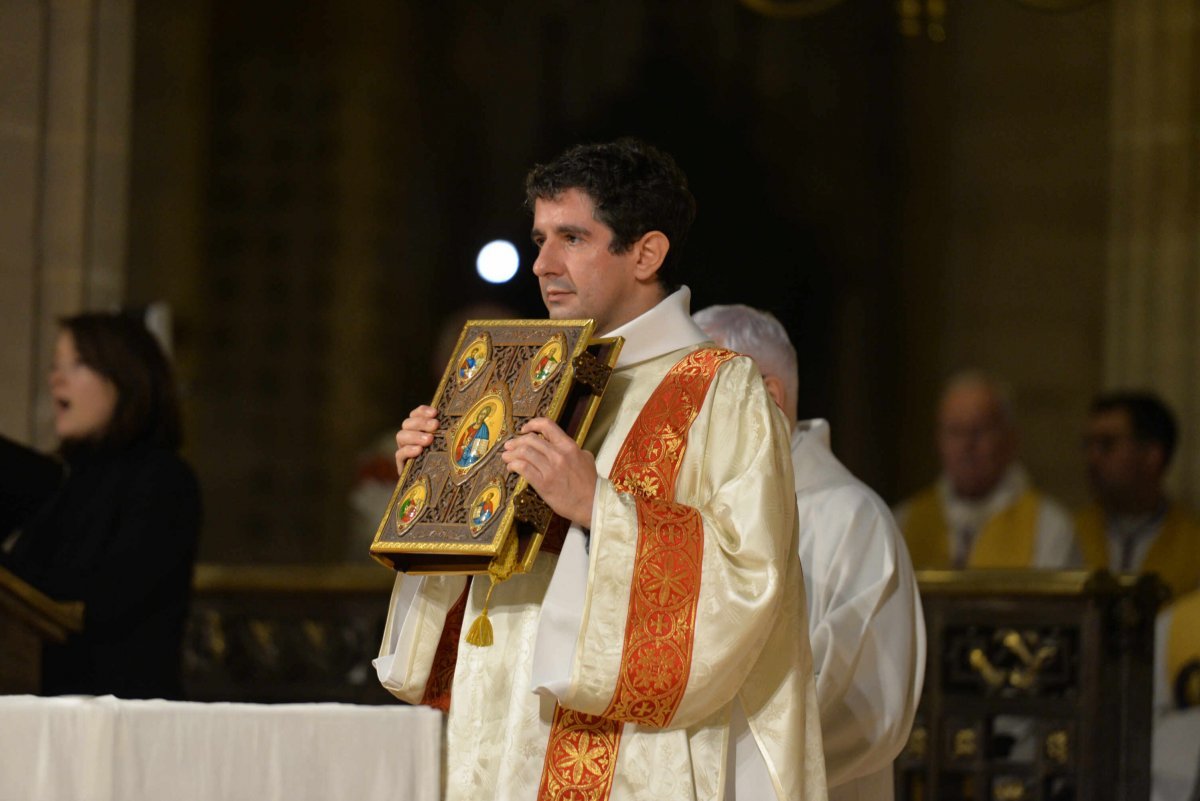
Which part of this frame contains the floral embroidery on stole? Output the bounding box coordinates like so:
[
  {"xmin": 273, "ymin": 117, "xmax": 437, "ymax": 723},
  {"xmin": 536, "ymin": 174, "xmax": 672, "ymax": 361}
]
[
  {"xmin": 419, "ymin": 585, "xmax": 469, "ymax": 711},
  {"xmin": 537, "ymin": 347, "xmax": 737, "ymax": 801}
]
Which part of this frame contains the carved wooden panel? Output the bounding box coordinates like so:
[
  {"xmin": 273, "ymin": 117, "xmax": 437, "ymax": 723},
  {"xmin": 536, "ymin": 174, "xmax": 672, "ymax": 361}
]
[
  {"xmin": 896, "ymin": 570, "xmax": 1164, "ymax": 801},
  {"xmin": 183, "ymin": 564, "xmax": 395, "ymax": 705}
]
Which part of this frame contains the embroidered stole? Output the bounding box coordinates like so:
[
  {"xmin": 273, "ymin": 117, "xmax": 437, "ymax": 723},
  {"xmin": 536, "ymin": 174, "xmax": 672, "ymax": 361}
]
[
  {"xmin": 1075, "ymin": 503, "xmax": 1200, "ymax": 598},
  {"xmin": 419, "ymin": 585, "xmax": 469, "ymax": 711},
  {"xmin": 1072, "ymin": 505, "xmax": 1108, "ymax": 571},
  {"xmin": 536, "ymin": 347, "xmax": 737, "ymax": 801},
  {"xmin": 902, "ymin": 484, "xmax": 1041, "ymax": 568},
  {"xmin": 969, "ymin": 491, "xmax": 1041, "ymax": 567}
]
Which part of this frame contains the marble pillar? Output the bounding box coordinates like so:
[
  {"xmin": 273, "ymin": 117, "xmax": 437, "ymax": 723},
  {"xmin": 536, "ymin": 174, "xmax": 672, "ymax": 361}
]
[
  {"xmin": 1106, "ymin": 0, "xmax": 1200, "ymax": 508},
  {"xmin": 0, "ymin": 0, "xmax": 132, "ymax": 447}
]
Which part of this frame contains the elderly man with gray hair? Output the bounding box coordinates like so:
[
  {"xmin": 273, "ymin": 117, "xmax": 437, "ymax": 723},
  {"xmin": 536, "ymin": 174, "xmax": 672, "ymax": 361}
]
[
  {"xmin": 693, "ymin": 303, "xmax": 925, "ymax": 801},
  {"xmin": 893, "ymin": 370, "xmax": 1078, "ymax": 570}
]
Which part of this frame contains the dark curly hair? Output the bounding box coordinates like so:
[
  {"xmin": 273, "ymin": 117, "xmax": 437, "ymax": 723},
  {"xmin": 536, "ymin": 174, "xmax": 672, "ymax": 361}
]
[
  {"xmin": 59, "ymin": 311, "xmax": 184, "ymax": 452},
  {"xmin": 1090, "ymin": 391, "xmax": 1178, "ymax": 468},
  {"xmin": 524, "ymin": 138, "xmax": 696, "ymax": 291}
]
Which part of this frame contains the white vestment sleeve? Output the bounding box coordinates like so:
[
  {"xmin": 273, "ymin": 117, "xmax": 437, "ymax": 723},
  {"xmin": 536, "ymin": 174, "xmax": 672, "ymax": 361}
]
[
  {"xmin": 1032, "ymin": 496, "xmax": 1082, "ymax": 569},
  {"xmin": 801, "ymin": 482, "xmax": 925, "ymax": 789},
  {"xmin": 724, "ymin": 698, "xmax": 778, "ymax": 800},
  {"xmin": 1154, "ymin": 606, "xmax": 1172, "ymax": 714},
  {"xmin": 374, "ymin": 573, "xmax": 466, "ymax": 703},
  {"xmin": 531, "ymin": 524, "xmax": 590, "ymax": 698},
  {"xmin": 376, "ymin": 573, "xmax": 420, "ymax": 662},
  {"xmin": 1151, "ymin": 601, "xmax": 1200, "ymax": 801}
]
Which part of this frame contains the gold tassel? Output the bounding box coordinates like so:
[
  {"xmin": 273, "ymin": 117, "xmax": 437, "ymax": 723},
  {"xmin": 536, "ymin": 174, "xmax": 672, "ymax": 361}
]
[
  {"xmin": 465, "ymin": 576, "xmax": 497, "ymax": 647},
  {"xmin": 465, "ymin": 534, "xmax": 519, "ymax": 647}
]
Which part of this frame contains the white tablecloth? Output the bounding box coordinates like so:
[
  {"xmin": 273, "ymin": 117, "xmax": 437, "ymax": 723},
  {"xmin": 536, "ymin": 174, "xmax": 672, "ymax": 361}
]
[{"xmin": 0, "ymin": 695, "xmax": 442, "ymax": 801}]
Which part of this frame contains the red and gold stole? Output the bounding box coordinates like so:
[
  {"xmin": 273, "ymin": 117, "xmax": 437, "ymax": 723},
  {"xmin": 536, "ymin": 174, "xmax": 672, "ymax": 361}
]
[
  {"xmin": 419, "ymin": 585, "xmax": 470, "ymax": 711},
  {"xmin": 537, "ymin": 347, "xmax": 737, "ymax": 801}
]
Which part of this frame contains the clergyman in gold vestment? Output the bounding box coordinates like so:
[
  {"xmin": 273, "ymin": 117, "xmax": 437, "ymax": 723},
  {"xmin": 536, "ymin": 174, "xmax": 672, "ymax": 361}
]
[
  {"xmin": 1077, "ymin": 391, "xmax": 1200, "ymax": 599},
  {"xmin": 894, "ymin": 370, "xmax": 1077, "ymax": 570},
  {"xmin": 376, "ymin": 139, "xmax": 827, "ymax": 801}
]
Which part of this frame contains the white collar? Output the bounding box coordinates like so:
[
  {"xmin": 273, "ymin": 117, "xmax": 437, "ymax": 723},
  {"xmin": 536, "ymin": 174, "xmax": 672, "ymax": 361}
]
[
  {"xmin": 791, "ymin": 418, "xmax": 832, "ymax": 452},
  {"xmin": 938, "ymin": 462, "xmax": 1030, "ymax": 523},
  {"xmin": 790, "ymin": 418, "xmax": 859, "ymax": 492},
  {"xmin": 603, "ymin": 286, "xmax": 709, "ymax": 369}
]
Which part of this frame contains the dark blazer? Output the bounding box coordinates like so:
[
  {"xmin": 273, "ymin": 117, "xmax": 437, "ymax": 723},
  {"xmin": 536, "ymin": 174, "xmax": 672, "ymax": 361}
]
[
  {"xmin": 0, "ymin": 436, "xmax": 201, "ymax": 699},
  {"xmin": 0, "ymin": 434, "xmax": 64, "ymax": 535}
]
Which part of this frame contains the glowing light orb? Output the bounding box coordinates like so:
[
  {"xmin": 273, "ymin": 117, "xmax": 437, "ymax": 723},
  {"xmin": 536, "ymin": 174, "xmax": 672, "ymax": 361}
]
[{"xmin": 476, "ymin": 240, "xmax": 519, "ymax": 284}]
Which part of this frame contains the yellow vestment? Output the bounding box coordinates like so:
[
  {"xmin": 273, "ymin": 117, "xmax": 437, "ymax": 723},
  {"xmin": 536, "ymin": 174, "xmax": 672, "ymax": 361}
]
[
  {"xmin": 1075, "ymin": 503, "xmax": 1200, "ymax": 599},
  {"xmin": 900, "ymin": 484, "xmax": 1043, "ymax": 569}
]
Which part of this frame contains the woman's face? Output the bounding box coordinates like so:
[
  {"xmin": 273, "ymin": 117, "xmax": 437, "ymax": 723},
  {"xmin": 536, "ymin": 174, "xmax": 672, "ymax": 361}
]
[{"xmin": 49, "ymin": 330, "xmax": 118, "ymax": 442}]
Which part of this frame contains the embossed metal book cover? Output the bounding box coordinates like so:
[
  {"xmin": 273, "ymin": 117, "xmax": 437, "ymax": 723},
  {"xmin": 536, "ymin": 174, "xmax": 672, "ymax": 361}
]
[{"xmin": 370, "ymin": 319, "xmax": 622, "ymax": 575}]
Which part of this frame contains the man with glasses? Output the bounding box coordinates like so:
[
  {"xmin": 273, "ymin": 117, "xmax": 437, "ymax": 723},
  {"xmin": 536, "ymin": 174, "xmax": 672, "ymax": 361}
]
[
  {"xmin": 1077, "ymin": 391, "xmax": 1200, "ymax": 598},
  {"xmin": 893, "ymin": 370, "xmax": 1077, "ymax": 570}
]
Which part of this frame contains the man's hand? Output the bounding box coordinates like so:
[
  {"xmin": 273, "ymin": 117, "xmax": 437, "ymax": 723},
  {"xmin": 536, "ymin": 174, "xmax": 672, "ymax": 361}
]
[
  {"xmin": 394, "ymin": 405, "xmax": 439, "ymax": 476},
  {"xmin": 501, "ymin": 417, "xmax": 597, "ymax": 527}
]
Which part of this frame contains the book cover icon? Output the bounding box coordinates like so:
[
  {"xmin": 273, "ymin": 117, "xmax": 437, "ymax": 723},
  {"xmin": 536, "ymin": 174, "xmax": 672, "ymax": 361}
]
[{"xmin": 370, "ymin": 319, "xmax": 621, "ymax": 576}]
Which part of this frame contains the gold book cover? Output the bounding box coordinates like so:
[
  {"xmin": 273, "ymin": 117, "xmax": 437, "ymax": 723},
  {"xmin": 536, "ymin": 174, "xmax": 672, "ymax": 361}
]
[{"xmin": 369, "ymin": 319, "xmax": 622, "ymax": 575}]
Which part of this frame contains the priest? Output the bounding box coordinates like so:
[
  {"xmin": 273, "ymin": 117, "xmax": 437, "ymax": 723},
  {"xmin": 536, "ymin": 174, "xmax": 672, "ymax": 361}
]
[
  {"xmin": 693, "ymin": 303, "xmax": 925, "ymax": 801},
  {"xmin": 894, "ymin": 371, "xmax": 1077, "ymax": 569},
  {"xmin": 375, "ymin": 138, "xmax": 827, "ymax": 800},
  {"xmin": 1077, "ymin": 391, "xmax": 1200, "ymax": 598}
]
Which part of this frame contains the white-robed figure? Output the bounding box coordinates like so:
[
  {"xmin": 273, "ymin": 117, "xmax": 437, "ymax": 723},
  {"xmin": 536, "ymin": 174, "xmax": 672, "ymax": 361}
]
[
  {"xmin": 377, "ymin": 139, "xmax": 827, "ymax": 801},
  {"xmin": 1151, "ymin": 589, "xmax": 1200, "ymax": 801},
  {"xmin": 693, "ymin": 304, "xmax": 926, "ymax": 801}
]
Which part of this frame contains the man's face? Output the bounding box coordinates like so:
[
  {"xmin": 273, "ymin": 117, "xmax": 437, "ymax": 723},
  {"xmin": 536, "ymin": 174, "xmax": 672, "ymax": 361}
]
[
  {"xmin": 531, "ymin": 188, "xmax": 644, "ymax": 335},
  {"xmin": 1084, "ymin": 408, "xmax": 1161, "ymax": 507},
  {"xmin": 936, "ymin": 384, "xmax": 1016, "ymax": 499}
]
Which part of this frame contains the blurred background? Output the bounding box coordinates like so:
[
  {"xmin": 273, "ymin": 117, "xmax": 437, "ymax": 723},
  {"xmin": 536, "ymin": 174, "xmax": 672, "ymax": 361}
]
[{"xmin": 2, "ymin": 0, "xmax": 1196, "ymax": 566}]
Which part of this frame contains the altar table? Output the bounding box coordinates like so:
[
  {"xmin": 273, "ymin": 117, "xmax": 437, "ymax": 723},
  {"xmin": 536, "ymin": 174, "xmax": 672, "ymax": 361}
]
[{"xmin": 0, "ymin": 694, "xmax": 442, "ymax": 801}]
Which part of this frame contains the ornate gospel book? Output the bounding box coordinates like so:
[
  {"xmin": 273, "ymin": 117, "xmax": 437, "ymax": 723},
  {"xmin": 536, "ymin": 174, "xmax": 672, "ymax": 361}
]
[{"xmin": 370, "ymin": 320, "xmax": 622, "ymax": 576}]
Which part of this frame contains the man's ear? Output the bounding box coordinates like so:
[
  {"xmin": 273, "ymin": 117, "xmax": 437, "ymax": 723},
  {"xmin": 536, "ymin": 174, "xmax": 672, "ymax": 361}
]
[
  {"xmin": 1143, "ymin": 441, "xmax": 1168, "ymax": 478},
  {"xmin": 761, "ymin": 374, "xmax": 787, "ymax": 416},
  {"xmin": 632, "ymin": 231, "xmax": 670, "ymax": 282}
]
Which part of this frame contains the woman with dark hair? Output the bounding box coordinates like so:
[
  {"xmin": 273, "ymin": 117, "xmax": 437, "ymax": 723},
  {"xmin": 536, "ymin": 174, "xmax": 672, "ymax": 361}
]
[{"xmin": 0, "ymin": 311, "xmax": 201, "ymax": 699}]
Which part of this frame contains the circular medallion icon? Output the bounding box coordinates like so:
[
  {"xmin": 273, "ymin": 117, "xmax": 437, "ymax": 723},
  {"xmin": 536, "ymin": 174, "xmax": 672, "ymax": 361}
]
[
  {"xmin": 530, "ymin": 335, "xmax": 565, "ymax": 390},
  {"xmin": 468, "ymin": 480, "xmax": 504, "ymax": 538},
  {"xmin": 451, "ymin": 394, "xmax": 507, "ymax": 474},
  {"xmin": 394, "ymin": 478, "xmax": 430, "ymax": 535},
  {"xmin": 456, "ymin": 334, "xmax": 490, "ymax": 390}
]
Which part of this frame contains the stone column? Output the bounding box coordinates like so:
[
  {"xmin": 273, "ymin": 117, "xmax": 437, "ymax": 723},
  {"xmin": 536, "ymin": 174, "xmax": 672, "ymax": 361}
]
[
  {"xmin": 1106, "ymin": 0, "xmax": 1200, "ymax": 507},
  {"xmin": 0, "ymin": 0, "xmax": 133, "ymax": 447}
]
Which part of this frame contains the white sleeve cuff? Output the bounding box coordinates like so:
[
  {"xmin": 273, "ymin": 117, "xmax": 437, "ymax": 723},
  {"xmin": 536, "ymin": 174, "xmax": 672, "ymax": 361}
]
[
  {"xmin": 372, "ymin": 573, "xmax": 423, "ymax": 690},
  {"xmin": 530, "ymin": 524, "xmax": 590, "ymax": 699}
]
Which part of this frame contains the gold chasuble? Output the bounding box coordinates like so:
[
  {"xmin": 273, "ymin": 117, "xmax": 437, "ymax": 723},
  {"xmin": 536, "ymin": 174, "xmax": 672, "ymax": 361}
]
[
  {"xmin": 1074, "ymin": 503, "xmax": 1200, "ymax": 599},
  {"xmin": 538, "ymin": 348, "xmax": 734, "ymax": 799},
  {"xmin": 375, "ymin": 289, "xmax": 826, "ymax": 801},
  {"xmin": 1166, "ymin": 589, "xmax": 1200, "ymax": 710},
  {"xmin": 901, "ymin": 485, "xmax": 1041, "ymax": 569}
]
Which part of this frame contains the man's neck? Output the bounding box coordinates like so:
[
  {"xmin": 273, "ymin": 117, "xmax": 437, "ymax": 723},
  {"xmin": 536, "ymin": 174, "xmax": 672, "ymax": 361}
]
[
  {"xmin": 1103, "ymin": 489, "xmax": 1167, "ymax": 519},
  {"xmin": 605, "ymin": 286, "xmax": 707, "ymax": 368},
  {"xmin": 941, "ymin": 463, "xmax": 1026, "ymax": 511},
  {"xmin": 598, "ymin": 286, "xmax": 668, "ymax": 338}
]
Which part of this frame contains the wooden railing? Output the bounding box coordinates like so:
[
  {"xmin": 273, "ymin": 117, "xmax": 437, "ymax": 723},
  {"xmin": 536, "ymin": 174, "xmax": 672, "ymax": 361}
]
[
  {"xmin": 184, "ymin": 563, "xmax": 396, "ymax": 704},
  {"xmin": 896, "ymin": 569, "xmax": 1165, "ymax": 801}
]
